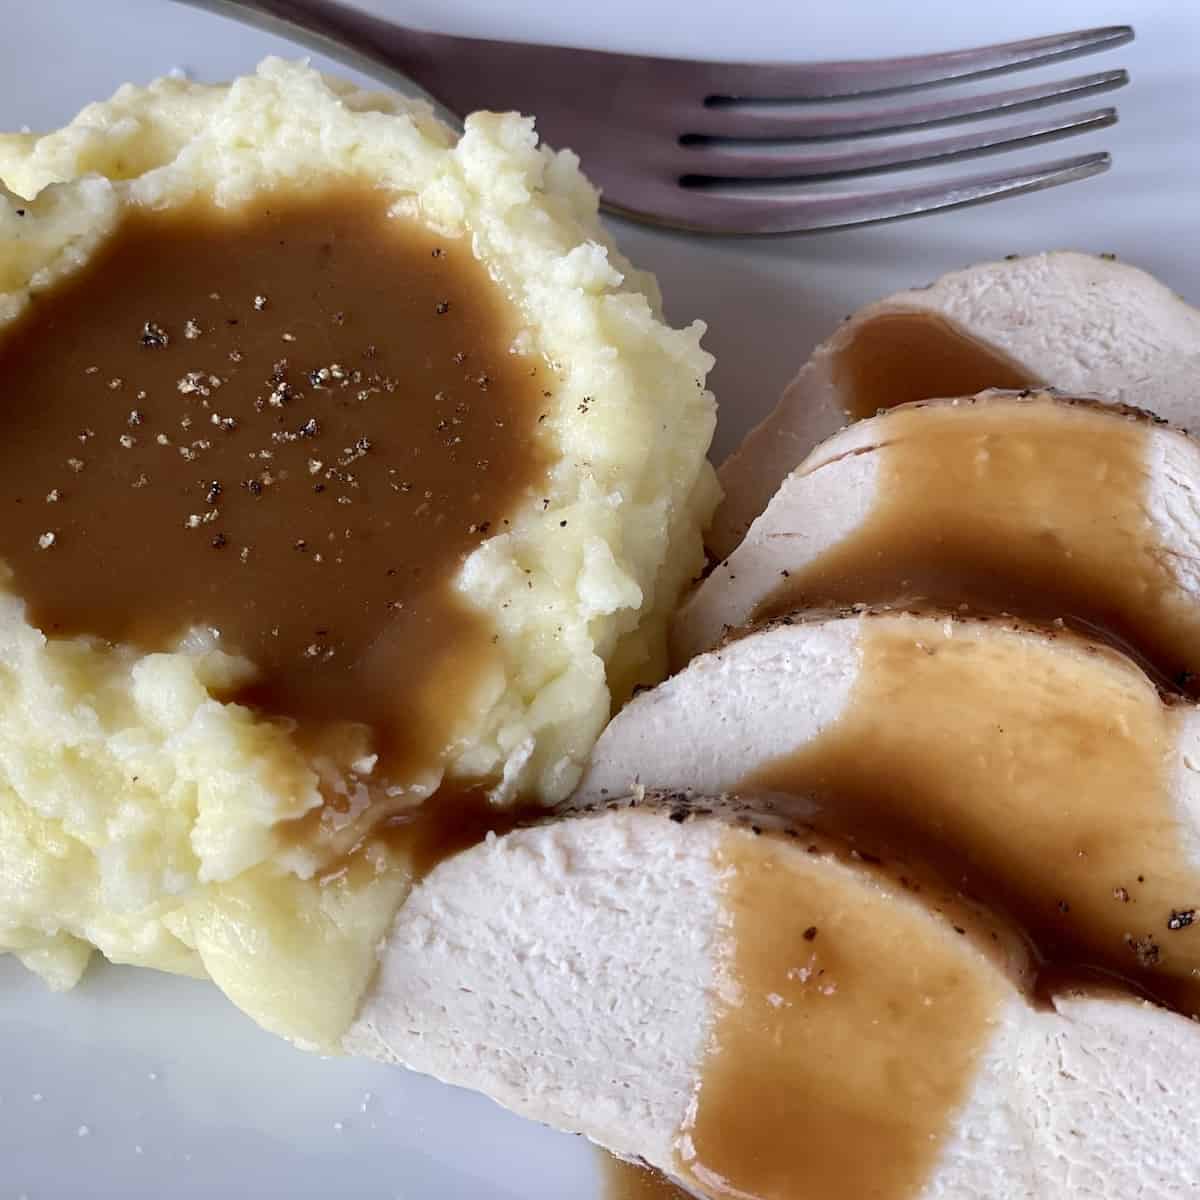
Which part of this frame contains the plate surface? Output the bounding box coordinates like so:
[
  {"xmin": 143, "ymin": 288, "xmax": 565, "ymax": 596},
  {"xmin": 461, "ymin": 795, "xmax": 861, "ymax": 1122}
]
[{"xmin": 2, "ymin": 0, "xmax": 1198, "ymax": 1196}]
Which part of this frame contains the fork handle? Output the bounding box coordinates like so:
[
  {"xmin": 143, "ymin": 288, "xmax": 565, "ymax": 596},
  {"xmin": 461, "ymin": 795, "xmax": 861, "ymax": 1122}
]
[{"xmin": 175, "ymin": 0, "xmax": 445, "ymax": 97}]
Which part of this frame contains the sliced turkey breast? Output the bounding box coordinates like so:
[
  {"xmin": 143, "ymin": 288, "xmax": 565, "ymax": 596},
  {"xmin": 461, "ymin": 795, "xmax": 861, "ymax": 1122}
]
[
  {"xmin": 675, "ymin": 391, "xmax": 1200, "ymax": 683},
  {"xmin": 345, "ymin": 797, "xmax": 1200, "ymax": 1199},
  {"xmin": 712, "ymin": 252, "xmax": 1200, "ymax": 559},
  {"xmin": 581, "ymin": 610, "xmax": 1200, "ymax": 1015}
]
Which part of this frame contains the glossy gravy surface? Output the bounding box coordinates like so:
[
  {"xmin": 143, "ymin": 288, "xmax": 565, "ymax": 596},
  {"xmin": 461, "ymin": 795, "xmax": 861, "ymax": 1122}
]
[
  {"xmin": 832, "ymin": 310, "xmax": 1037, "ymax": 420},
  {"xmin": 678, "ymin": 826, "xmax": 1008, "ymax": 1200},
  {"xmin": 0, "ymin": 187, "xmax": 549, "ymax": 806},
  {"xmin": 757, "ymin": 398, "xmax": 1199, "ymax": 693},
  {"xmin": 743, "ymin": 614, "xmax": 1200, "ymax": 1014}
]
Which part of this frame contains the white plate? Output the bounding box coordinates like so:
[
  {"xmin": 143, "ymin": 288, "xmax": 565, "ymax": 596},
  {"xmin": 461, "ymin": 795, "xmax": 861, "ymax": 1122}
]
[{"xmin": 2, "ymin": 1, "xmax": 1198, "ymax": 1196}]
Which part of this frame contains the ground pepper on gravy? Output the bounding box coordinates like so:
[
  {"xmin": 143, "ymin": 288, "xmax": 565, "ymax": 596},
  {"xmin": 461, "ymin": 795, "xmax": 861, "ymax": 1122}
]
[{"xmin": 0, "ymin": 185, "xmax": 550, "ymax": 845}]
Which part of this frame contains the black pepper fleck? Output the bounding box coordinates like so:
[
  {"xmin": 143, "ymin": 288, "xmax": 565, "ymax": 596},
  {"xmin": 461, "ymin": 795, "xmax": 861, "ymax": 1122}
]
[
  {"xmin": 1126, "ymin": 933, "xmax": 1161, "ymax": 967},
  {"xmin": 140, "ymin": 321, "xmax": 169, "ymax": 348}
]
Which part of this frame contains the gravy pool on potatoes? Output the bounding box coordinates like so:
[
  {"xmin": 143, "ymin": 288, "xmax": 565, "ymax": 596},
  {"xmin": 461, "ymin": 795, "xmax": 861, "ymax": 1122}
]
[{"xmin": 0, "ymin": 185, "xmax": 550, "ymax": 854}]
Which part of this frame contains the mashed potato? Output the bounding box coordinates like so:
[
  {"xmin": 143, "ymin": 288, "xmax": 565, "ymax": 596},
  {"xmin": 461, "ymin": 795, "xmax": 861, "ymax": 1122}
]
[{"xmin": 0, "ymin": 59, "xmax": 718, "ymax": 1048}]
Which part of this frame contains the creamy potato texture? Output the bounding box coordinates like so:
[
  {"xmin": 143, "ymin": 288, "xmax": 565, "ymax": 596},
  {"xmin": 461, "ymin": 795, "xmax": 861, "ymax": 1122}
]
[{"xmin": 0, "ymin": 60, "xmax": 718, "ymax": 1048}]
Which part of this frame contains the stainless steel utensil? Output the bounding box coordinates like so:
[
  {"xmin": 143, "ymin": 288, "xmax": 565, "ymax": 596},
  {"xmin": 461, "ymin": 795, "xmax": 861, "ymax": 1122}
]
[{"xmin": 177, "ymin": 2, "xmax": 1132, "ymax": 234}]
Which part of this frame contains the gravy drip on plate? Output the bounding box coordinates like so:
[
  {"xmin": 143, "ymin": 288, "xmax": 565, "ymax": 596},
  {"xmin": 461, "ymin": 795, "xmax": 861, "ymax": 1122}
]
[
  {"xmin": 0, "ymin": 185, "xmax": 550, "ymax": 839},
  {"xmin": 832, "ymin": 310, "xmax": 1037, "ymax": 420},
  {"xmin": 602, "ymin": 1155, "xmax": 694, "ymax": 1200},
  {"xmin": 755, "ymin": 397, "xmax": 1200, "ymax": 694},
  {"xmin": 679, "ymin": 825, "xmax": 1009, "ymax": 1200}
]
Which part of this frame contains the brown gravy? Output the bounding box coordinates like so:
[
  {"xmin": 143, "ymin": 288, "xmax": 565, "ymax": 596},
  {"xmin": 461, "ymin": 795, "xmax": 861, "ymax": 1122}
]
[
  {"xmin": 742, "ymin": 613, "xmax": 1200, "ymax": 1016},
  {"xmin": 755, "ymin": 397, "xmax": 1200, "ymax": 694},
  {"xmin": 602, "ymin": 1154, "xmax": 695, "ymax": 1200},
  {"xmin": 678, "ymin": 825, "xmax": 1008, "ymax": 1200},
  {"xmin": 832, "ymin": 310, "xmax": 1037, "ymax": 421},
  {"xmin": 0, "ymin": 186, "xmax": 550, "ymax": 843}
]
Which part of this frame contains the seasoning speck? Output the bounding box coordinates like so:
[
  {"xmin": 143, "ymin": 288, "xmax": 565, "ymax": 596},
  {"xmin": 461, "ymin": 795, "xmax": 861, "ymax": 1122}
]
[
  {"xmin": 140, "ymin": 321, "xmax": 169, "ymax": 348},
  {"xmin": 37, "ymin": 531, "xmax": 56, "ymax": 550},
  {"xmin": 1126, "ymin": 933, "xmax": 1162, "ymax": 967},
  {"xmin": 1168, "ymin": 909, "xmax": 1196, "ymax": 931},
  {"xmin": 45, "ymin": 489, "xmax": 59, "ymax": 503},
  {"xmin": 253, "ymin": 294, "xmax": 269, "ymax": 311},
  {"xmin": 184, "ymin": 318, "xmax": 203, "ymax": 340}
]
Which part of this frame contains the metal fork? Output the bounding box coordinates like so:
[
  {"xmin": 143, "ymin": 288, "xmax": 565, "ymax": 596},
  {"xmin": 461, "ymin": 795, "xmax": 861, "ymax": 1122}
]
[{"xmin": 178, "ymin": 1, "xmax": 1131, "ymax": 235}]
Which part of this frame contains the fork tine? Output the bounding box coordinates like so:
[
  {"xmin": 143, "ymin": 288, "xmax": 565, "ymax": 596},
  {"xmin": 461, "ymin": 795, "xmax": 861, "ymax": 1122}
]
[
  {"xmin": 694, "ymin": 69, "xmax": 1127, "ymax": 141},
  {"xmin": 619, "ymin": 153, "xmax": 1111, "ymax": 236},
  {"xmin": 697, "ymin": 26, "xmax": 1133, "ymax": 102},
  {"xmin": 681, "ymin": 108, "xmax": 1116, "ymax": 184}
]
